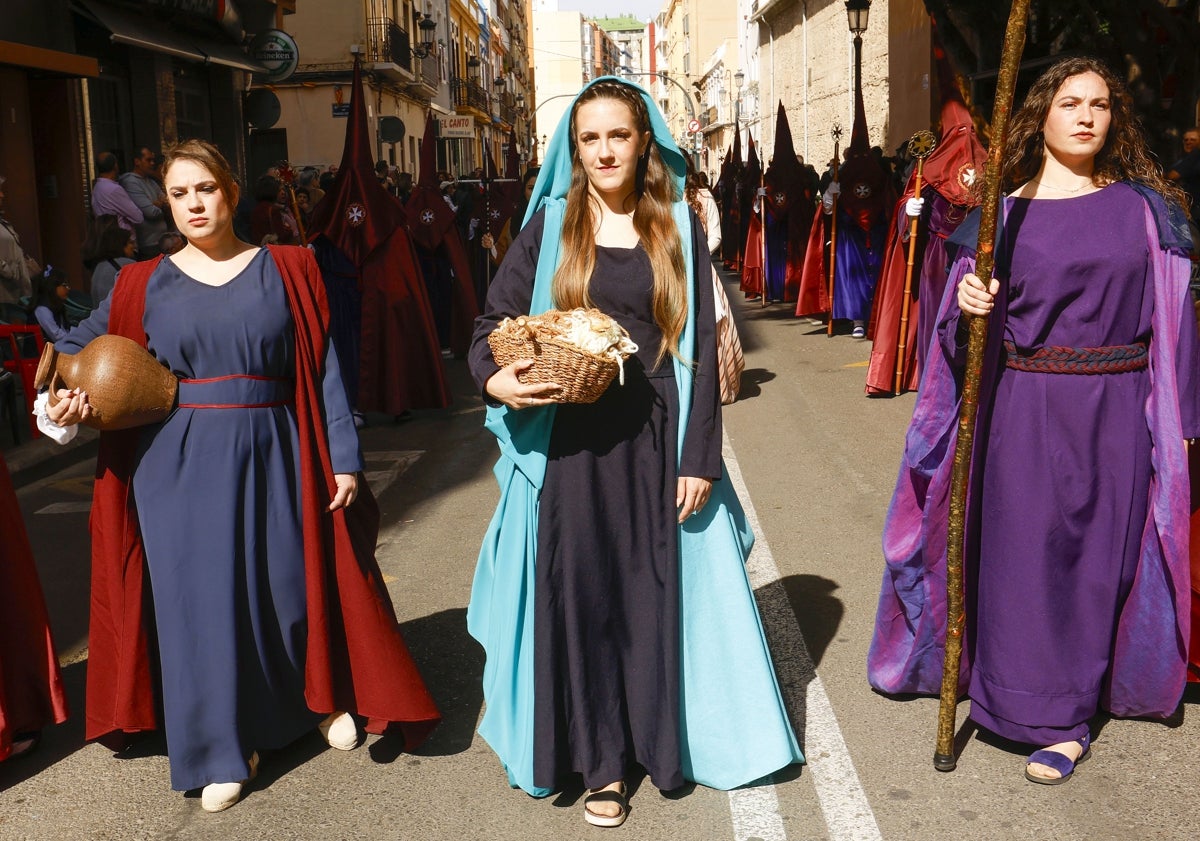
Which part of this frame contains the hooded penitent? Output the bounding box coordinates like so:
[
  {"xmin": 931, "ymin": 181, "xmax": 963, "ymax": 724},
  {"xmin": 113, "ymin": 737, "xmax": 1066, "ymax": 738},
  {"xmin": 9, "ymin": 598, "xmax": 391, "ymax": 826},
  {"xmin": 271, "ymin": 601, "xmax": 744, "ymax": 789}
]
[
  {"xmin": 795, "ymin": 66, "xmax": 893, "ymax": 322},
  {"xmin": 405, "ymin": 112, "xmax": 480, "ymax": 356},
  {"xmin": 307, "ymin": 56, "xmax": 449, "ymax": 413},
  {"xmin": 864, "ymin": 36, "xmax": 987, "ymax": 394}
]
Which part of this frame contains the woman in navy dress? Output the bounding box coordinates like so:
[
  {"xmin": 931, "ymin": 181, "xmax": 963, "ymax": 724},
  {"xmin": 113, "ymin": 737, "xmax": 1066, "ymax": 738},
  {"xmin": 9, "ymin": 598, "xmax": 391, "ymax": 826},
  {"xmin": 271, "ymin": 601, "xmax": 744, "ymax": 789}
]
[{"xmin": 46, "ymin": 140, "xmax": 438, "ymax": 811}]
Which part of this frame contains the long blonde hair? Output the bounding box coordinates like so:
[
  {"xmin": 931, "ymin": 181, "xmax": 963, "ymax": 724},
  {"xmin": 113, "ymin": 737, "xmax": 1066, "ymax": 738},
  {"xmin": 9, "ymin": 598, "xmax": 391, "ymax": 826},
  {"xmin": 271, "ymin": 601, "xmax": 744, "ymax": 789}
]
[{"xmin": 553, "ymin": 81, "xmax": 687, "ymax": 365}]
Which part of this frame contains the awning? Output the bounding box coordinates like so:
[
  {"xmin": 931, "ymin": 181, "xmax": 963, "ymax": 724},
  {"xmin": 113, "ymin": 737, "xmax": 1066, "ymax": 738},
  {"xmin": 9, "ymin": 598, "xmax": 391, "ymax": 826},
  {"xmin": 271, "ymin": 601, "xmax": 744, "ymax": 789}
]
[
  {"xmin": 0, "ymin": 40, "xmax": 99, "ymax": 77},
  {"xmin": 72, "ymin": 0, "xmax": 268, "ymax": 74}
]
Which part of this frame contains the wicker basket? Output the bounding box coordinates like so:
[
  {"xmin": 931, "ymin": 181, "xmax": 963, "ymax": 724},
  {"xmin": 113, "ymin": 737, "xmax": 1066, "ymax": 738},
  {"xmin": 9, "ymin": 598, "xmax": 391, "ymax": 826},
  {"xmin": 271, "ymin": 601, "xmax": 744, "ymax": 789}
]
[{"xmin": 487, "ymin": 309, "xmax": 631, "ymax": 404}]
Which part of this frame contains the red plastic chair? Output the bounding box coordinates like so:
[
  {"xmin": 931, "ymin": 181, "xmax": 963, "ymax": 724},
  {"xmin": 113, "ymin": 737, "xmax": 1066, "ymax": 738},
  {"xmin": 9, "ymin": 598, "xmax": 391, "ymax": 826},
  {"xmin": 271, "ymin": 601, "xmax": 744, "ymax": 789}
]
[{"xmin": 0, "ymin": 324, "xmax": 46, "ymax": 438}]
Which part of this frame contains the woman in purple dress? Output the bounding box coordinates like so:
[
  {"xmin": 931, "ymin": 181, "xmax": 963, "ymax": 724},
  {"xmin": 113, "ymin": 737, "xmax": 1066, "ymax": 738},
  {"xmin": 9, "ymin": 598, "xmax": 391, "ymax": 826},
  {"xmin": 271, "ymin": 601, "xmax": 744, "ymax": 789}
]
[{"xmin": 869, "ymin": 57, "xmax": 1200, "ymax": 784}]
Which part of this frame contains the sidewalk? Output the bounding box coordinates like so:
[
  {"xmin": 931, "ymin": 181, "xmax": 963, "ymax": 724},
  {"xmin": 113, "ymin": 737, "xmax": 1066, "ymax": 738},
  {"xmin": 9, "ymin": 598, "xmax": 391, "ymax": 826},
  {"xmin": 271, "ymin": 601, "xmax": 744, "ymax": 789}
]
[{"xmin": 3, "ymin": 423, "xmax": 100, "ymax": 482}]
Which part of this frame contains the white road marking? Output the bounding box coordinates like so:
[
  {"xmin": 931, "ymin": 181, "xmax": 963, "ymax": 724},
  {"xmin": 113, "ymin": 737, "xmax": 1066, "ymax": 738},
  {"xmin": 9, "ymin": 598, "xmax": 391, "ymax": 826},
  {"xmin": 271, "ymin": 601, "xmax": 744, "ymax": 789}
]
[
  {"xmin": 723, "ymin": 431, "xmax": 882, "ymax": 841},
  {"xmin": 35, "ymin": 501, "xmax": 93, "ymax": 515}
]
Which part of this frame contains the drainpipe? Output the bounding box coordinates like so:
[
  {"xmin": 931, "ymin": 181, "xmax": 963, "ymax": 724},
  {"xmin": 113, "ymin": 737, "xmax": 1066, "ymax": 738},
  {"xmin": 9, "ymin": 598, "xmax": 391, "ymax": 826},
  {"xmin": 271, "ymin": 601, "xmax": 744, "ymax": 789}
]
[
  {"xmin": 760, "ymin": 15, "xmax": 774, "ymax": 147},
  {"xmin": 802, "ymin": 1, "xmax": 809, "ymax": 161}
]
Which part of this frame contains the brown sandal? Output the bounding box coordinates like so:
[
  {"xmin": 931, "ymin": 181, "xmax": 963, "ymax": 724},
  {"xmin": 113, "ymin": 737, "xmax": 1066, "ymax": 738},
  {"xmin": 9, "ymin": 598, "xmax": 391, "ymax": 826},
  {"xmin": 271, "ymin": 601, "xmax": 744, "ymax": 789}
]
[{"xmin": 583, "ymin": 781, "xmax": 628, "ymax": 828}]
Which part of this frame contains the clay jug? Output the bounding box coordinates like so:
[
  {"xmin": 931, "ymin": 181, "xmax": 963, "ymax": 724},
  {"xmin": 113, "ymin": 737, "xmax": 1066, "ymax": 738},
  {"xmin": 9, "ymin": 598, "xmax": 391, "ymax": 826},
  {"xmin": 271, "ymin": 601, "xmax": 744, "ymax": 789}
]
[{"xmin": 34, "ymin": 335, "xmax": 178, "ymax": 431}]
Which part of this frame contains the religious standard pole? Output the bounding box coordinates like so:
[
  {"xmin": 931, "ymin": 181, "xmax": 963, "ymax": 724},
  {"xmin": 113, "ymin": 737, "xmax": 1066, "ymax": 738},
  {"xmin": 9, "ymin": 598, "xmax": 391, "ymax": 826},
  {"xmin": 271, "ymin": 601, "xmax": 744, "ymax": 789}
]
[
  {"xmin": 894, "ymin": 130, "xmax": 937, "ymax": 394},
  {"xmin": 825, "ymin": 126, "xmax": 842, "ymax": 337},
  {"xmin": 934, "ymin": 0, "xmax": 1031, "ymax": 773}
]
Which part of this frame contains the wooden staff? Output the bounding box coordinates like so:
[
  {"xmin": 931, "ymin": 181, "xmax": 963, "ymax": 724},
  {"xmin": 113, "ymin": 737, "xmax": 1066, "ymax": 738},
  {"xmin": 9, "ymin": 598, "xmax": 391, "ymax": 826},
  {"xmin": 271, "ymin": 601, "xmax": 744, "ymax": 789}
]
[
  {"xmin": 277, "ymin": 161, "xmax": 307, "ymax": 244},
  {"xmin": 894, "ymin": 129, "xmax": 938, "ymax": 394},
  {"xmin": 760, "ymin": 165, "xmax": 769, "ymax": 308},
  {"xmin": 934, "ymin": 0, "xmax": 1031, "ymax": 773},
  {"xmin": 826, "ymin": 126, "xmax": 842, "ymax": 337}
]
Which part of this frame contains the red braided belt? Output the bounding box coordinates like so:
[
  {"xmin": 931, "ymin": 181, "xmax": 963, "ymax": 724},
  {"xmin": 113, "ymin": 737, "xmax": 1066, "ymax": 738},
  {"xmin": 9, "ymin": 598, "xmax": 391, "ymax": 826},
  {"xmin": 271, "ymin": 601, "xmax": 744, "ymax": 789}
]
[{"xmin": 1003, "ymin": 341, "xmax": 1148, "ymax": 375}]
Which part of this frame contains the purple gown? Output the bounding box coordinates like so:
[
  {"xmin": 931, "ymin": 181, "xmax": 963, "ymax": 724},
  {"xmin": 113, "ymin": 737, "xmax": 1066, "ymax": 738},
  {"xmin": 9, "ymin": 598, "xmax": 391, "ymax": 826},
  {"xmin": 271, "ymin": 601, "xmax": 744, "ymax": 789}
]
[
  {"xmin": 833, "ymin": 208, "xmax": 887, "ymax": 321},
  {"xmin": 59, "ymin": 250, "xmax": 362, "ymax": 790},
  {"xmin": 915, "ymin": 192, "xmax": 971, "ymax": 381},
  {"xmin": 941, "ymin": 184, "xmax": 1200, "ymax": 744}
]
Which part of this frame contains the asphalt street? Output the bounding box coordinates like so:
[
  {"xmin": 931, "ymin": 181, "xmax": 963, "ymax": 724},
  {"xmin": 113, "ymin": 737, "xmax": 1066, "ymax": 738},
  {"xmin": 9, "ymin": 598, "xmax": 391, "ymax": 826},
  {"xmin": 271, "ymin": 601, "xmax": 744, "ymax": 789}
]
[{"xmin": 1, "ymin": 269, "xmax": 1198, "ymax": 841}]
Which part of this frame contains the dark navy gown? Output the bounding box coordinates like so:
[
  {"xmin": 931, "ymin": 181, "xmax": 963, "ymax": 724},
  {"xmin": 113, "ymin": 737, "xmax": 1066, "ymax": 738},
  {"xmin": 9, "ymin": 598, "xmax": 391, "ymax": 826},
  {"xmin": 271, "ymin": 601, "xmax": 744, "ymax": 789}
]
[
  {"xmin": 59, "ymin": 249, "xmax": 362, "ymax": 791},
  {"xmin": 469, "ymin": 212, "xmax": 721, "ymax": 792}
]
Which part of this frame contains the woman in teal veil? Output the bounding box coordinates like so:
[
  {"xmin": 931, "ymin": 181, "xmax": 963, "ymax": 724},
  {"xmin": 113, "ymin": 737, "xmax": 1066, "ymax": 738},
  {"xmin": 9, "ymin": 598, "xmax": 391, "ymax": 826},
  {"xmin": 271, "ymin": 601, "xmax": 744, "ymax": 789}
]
[{"xmin": 466, "ymin": 76, "xmax": 802, "ymax": 828}]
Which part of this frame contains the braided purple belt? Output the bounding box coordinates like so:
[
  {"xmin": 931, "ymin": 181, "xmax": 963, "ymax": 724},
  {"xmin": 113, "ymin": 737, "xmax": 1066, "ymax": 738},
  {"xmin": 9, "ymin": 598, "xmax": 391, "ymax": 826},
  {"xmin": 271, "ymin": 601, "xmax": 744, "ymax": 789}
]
[{"xmin": 1003, "ymin": 340, "xmax": 1148, "ymax": 374}]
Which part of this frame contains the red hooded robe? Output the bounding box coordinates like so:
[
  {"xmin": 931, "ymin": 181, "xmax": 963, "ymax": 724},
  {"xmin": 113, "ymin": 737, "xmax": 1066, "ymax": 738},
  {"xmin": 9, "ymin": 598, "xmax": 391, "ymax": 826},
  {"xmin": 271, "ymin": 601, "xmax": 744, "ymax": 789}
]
[
  {"xmin": 308, "ymin": 57, "xmax": 450, "ymax": 414},
  {"xmin": 0, "ymin": 453, "xmax": 68, "ymax": 759},
  {"xmin": 864, "ymin": 36, "xmax": 986, "ymax": 394}
]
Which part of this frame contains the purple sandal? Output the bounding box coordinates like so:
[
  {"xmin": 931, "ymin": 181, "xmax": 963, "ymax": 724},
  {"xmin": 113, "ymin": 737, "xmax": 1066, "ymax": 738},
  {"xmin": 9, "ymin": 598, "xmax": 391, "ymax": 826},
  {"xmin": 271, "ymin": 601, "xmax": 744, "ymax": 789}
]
[{"xmin": 1024, "ymin": 732, "xmax": 1090, "ymax": 785}]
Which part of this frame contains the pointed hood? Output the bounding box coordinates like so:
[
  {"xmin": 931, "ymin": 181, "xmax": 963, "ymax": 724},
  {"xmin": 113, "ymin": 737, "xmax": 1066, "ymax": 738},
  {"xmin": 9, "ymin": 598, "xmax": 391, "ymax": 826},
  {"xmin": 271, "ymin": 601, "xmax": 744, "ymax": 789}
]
[
  {"xmin": 743, "ymin": 133, "xmax": 761, "ymax": 188},
  {"xmin": 837, "ymin": 68, "xmax": 889, "ymax": 229},
  {"xmin": 764, "ymin": 102, "xmax": 802, "ymax": 217},
  {"xmin": 405, "ymin": 111, "xmax": 458, "ymax": 250},
  {"xmin": 306, "ymin": 57, "xmax": 406, "ymax": 266},
  {"xmin": 919, "ymin": 35, "xmax": 987, "ymax": 207}
]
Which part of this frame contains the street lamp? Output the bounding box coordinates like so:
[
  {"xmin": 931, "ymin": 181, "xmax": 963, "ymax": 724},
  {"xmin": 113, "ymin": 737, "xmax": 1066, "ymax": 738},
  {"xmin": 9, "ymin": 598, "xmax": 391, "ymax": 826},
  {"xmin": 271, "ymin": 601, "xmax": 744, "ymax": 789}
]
[
  {"xmin": 845, "ymin": 0, "xmax": 870, "ymax": 123},
  {"xmin": 412, "ymin": 12, "xmax": 438, "ymax": 58},
  {"xmin": 621, "ymin": 68, "xmax": 701, "ymax": 168},
  {"xmin": 845, "ymin": 0, "xmax": 871, "ymax": 36}
]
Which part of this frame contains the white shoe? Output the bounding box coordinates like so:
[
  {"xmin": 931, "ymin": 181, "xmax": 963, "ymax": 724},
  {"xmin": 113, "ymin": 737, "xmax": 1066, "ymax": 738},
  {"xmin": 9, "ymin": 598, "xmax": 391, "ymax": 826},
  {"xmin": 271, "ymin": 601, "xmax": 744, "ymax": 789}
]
[
  {"xmin": 201, "ymin": 751, "xmax": 259, "ymax": 813},
  {"xmin": 851, "ymin": 321, "xmax": 866, "ymax": 338},
  {"xmin": 318, "ymin": 711, "xmax": 359, "ymax": 751}
]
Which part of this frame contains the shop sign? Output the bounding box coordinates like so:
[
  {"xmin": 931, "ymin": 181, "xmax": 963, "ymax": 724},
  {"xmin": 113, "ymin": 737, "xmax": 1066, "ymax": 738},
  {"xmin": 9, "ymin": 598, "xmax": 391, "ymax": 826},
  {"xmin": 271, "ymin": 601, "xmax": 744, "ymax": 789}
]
[
  {"xmin": 437, "ymin": 113, "xmax": 475, "ymax": 139},
  {"xmin": 249, "ymin": 29, "xmax": 299, "ymax": 83}
]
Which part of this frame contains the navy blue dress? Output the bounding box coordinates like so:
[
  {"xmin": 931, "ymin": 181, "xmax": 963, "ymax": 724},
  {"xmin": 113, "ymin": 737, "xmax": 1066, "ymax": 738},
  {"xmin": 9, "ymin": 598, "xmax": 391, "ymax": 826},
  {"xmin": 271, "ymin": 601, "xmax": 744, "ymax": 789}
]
[
  {"xmin": 60, "ymin": 249, "xmax": 362, "ymax": 791},
  {"xmin": 469, "ymin": 213, "xmax": 721, "ymax": 792}
]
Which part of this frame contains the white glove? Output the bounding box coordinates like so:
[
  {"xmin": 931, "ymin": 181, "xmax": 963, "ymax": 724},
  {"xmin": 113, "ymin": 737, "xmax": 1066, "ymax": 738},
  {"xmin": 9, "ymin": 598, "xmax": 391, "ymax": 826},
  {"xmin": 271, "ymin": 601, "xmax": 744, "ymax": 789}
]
[
  {"xmin": 822, "ymin": 193, "xmax": 835, "ymax": 214},
  {"xmin": 905, "ymin": 196, "xmax": 925, "ymax": 218},
  {"xmin": 756, "ymin": 187, "xmax": 767, "ymax": 197},
  {"xmin": 825, "ymin": 181, "xmax": 841, "ymax": 198}
]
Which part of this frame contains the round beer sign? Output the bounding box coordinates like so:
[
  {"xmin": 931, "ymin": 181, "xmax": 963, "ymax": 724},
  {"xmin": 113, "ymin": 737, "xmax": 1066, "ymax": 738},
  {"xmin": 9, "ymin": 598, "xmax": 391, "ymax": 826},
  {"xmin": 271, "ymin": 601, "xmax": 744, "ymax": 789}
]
[{"xmin": 250, "ymin": 29, "xmax": 299, "ymax": 83}]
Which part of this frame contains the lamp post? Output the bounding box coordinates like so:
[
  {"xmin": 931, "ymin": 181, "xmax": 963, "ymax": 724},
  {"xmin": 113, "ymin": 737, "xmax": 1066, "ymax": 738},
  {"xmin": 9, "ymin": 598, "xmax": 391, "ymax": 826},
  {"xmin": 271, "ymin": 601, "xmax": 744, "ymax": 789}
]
[
  {"xmin": 732, "ymin": 68, "xmax": 745, "ymax": 153},
  {"xmin": 621, "ymin": 69, "xmax": 701, "ymax": 168},
  {"xmin": 845, "ymin": 0, "xmax": 871, "ymax": 113},
  {"xmin": 412, "ymin": 11, "xmax": 437, "ymax": 59}
]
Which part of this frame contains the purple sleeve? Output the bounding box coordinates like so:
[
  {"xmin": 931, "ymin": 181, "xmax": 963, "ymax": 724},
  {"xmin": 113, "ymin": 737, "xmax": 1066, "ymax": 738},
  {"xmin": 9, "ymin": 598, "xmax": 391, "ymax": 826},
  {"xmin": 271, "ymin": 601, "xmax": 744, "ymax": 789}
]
[
  {"xmin": 937, "ymin": 251, "xmax": 974, "ymax": 369},
  {"xmin": 1175, "ymin": 291, "xmax": 1200, "ymax": 438},
  {"xmin": 34, "ymin": 306, "xmax": 69, "ymax": 343},
  {"xmin": 112, "ymin": 185, "xmax": 145, "ymax": 226}
]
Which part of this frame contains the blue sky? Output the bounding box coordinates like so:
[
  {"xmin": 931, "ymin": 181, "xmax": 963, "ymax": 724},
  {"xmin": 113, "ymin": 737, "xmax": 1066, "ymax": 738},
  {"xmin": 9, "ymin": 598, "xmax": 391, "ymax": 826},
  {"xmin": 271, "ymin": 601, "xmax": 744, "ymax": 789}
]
[{"xmin": 558, "ymin": 0, "xmax": 660, "ymax": 22}]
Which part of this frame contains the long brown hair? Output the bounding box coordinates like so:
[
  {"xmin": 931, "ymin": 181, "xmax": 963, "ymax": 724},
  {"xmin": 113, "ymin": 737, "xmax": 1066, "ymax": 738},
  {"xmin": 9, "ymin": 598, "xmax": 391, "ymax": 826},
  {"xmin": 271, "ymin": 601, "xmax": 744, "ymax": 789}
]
[
  {"xmin": 1002, "ymin": 56, "xmax": 1187, "ymax": 209},
  {"xmin": 160, "ymin": 139, "xmax": 241, "ymax": 213},
  {"xmin": 553, "ymin": 80, "xmax": 687, "ymax": 366}
]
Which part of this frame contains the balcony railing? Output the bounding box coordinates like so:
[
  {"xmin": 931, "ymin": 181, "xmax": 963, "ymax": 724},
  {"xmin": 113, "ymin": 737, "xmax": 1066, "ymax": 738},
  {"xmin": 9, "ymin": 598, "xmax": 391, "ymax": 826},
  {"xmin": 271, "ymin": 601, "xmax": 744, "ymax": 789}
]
[
  {"xmin": 419, "ymin": 52, "xmax": 438, "ymax": 89},
  {"xmin": 367, "ymin": 17, "xmax": 413, "ymax": 73},
  {"xmin": 451, "ymin": 76, "xmax": 488, "ymax": 112}
]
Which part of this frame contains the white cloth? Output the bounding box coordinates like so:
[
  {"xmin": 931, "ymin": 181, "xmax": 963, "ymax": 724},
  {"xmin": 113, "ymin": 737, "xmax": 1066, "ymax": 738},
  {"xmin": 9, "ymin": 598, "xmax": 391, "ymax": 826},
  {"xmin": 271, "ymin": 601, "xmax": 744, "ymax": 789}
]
[{"xmin": 33, "ymin": 391, "xmax": 78, "ymax": 445}]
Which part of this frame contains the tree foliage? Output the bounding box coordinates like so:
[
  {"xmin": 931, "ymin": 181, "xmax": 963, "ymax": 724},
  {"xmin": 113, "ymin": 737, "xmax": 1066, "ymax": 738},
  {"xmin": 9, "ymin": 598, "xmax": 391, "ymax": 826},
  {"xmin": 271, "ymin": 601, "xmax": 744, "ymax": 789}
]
[{"xmin": 925, "ymin": 0, "xmax": 1200, "ymax": 161}]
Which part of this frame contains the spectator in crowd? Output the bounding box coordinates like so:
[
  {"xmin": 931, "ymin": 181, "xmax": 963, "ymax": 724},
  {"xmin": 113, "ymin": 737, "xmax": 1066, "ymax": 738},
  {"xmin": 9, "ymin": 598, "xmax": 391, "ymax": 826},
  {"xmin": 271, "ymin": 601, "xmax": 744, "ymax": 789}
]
[
  {"xmin": 394, "ymin": 171, "xmax": 413, "ymax": 204},
  {"xmin": 118, "ymin": 146, "xmax": 169, "ymax": 257},
  {"xmin": 296, "ymin": 166, "xmax": 324, "ymax": 207},
  {"xmin": 86, "ymin": 214, "xmax": 135, "ymax": 305},
  {"xmin": 158, "ymin": 230, "xmax": 185, "ymax": 255},
  {"xmin": 293, "ymin": 186, "xmax": 313, "ymax": 231},
  {"xmin": 91, "ymin": 151, "xmax": 143, "ymax": 235},
  {"xmin": 1167, "ymin": 126, "xmax": 1200, "ymax": 221},
  {"xmin": 0, "ymin": 174, "xmax": 40, "ymax": 304},
  {"xmin": 27, "ymin": 266, "xmax": 70, "ymax": 342},
  {"xmin": 249, "ymin": 175, "xmax": 298, "ymax": 245},
  {"xmin": 318, "ymin": 169, "xmax": 336, "ymax": 195}
]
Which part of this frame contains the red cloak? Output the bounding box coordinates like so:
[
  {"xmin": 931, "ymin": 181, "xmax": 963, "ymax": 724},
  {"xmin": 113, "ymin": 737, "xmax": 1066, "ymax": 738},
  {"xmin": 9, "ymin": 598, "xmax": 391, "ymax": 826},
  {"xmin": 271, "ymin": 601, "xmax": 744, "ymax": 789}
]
[
  {"xmin": 1190, "ymin": 443, "xmax": 1200, "ymax": 683},
  {"xmin": 0, "ymin": 453, "xmax": 68, "ymax": 759},
  {"xmin": 794, "ymin": 211, "xmax": 831, "ymax": 316},
  {"xmin": 85, "ymin": 246, "xmax": 441, "ymax": 747}
]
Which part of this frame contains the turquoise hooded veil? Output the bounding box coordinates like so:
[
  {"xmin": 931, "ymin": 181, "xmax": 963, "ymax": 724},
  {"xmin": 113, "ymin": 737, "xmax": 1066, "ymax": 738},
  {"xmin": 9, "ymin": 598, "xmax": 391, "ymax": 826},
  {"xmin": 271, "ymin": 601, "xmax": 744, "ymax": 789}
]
[{"xmin": 466, "ymin": 75, "xmax": 802, "ymax": 796}]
